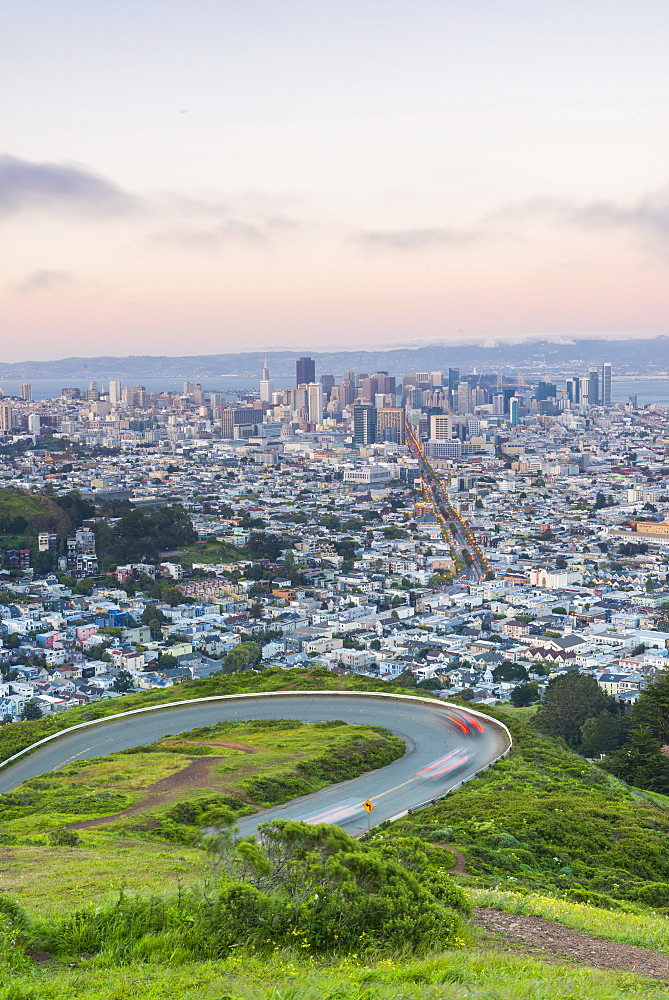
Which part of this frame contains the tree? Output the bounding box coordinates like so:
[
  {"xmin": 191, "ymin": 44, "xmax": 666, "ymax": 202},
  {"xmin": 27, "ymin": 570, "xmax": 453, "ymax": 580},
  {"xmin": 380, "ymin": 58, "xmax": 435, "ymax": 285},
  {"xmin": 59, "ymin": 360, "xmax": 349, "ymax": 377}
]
[
  {"xmin": 395, "ymin": 670, "xmax": 417, "ymax": 688},
  {"xmin": 222, "ymin": 641, "xmax": 262, "ymax": 673},
  {"xmin": 111, "ymin": 670, "xmax": 135, "ymax": 692},
  {"xmin": 580, "ymin": 709, "xmax": 627, "ymax": 757},
  {"xmin": 603, "ymin": 724, "xmax": 669, "ymax": 793},
  {"xmin": 492, "ymin": 661, "xmax": 529, "ymax": 683},
  {"xmin": 533, "ymin": 670, "xmax": 609, "ymax": 746},
  {"xmin": 249, "ymin": 601, "xmax": 265, "ymax": 620},
  {"xmin": 623, "ymin": 672, "xmax": 669, "ymax": 746},
  {"xmin": 141, "ymin": 605, "xmax": 167, "ymax": 627},
  {"xmin": 510, "ymin": 681, "xmax": 539, "ymax": 707},
  {"xmin": 20, "ymin": 700, "xmax": 43, "ymax": 720}
]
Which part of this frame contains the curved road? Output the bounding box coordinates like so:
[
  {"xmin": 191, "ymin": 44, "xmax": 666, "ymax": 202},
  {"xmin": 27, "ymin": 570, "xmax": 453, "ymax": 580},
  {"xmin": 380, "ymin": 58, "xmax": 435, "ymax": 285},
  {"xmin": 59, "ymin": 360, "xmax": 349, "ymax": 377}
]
[{"xmin": 0, "ymin": 692, "xmax": 510, "ymax": 838}]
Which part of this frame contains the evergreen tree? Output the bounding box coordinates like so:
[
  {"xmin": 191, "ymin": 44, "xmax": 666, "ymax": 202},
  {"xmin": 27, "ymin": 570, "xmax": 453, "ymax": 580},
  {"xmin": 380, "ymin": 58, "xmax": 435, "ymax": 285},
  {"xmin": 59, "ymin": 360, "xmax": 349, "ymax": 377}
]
[
  {"xmin": 533, "ymin": 669, "xmax": 609, "ymax": 745},
  {"xmin": 603, "ymin": 724, "xmax": 669, "ymax": 793}
]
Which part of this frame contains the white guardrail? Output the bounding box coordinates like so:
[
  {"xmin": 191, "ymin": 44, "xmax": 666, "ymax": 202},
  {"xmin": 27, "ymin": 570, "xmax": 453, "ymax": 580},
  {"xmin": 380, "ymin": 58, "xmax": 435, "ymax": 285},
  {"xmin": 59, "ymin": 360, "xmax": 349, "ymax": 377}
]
[{"xmin": 0, "ymin": 690, "xmax": 513, "ymax": 820}]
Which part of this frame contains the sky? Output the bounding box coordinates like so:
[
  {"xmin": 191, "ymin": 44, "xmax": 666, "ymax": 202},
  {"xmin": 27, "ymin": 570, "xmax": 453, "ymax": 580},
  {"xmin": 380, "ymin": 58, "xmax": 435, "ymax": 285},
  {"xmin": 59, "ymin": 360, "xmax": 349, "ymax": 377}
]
[{"xmin": 3, "ymin": 0, "xmax": 669, "ymax": 361}]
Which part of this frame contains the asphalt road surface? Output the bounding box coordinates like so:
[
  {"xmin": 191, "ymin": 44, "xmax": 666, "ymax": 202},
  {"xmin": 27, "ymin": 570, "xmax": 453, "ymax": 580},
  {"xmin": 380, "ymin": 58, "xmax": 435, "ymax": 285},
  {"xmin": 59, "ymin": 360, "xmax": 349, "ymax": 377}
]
[{"xmin": 0, "ymin": 692, "xmax": 510, "ymax": 838}]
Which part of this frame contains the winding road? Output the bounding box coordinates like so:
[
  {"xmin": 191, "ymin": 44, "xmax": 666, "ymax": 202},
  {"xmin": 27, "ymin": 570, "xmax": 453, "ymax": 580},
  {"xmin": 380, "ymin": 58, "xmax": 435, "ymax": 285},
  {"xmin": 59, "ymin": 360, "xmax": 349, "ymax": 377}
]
[{"xmin": 0, "ymin": 692, "xmax": 510, "ymax": 838}]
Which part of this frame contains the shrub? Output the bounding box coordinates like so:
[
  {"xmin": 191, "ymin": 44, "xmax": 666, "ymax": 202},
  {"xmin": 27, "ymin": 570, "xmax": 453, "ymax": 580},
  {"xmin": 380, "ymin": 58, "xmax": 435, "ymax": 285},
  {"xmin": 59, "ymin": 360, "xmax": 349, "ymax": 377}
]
[{"xmin": 47, "ymin": 829, "xmax": 81, "ymax": 847}]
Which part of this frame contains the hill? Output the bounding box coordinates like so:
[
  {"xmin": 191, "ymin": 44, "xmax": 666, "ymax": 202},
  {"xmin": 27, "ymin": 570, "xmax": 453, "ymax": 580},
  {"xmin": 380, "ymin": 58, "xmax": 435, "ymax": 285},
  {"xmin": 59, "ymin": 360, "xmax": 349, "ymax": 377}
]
[
  {"xmin": 4, "ymin": 672, "xmax": 669, "ymax": 997},
  {"xmin": 0, "ymin": 335, "xmax": 668, "ymax": 381}
]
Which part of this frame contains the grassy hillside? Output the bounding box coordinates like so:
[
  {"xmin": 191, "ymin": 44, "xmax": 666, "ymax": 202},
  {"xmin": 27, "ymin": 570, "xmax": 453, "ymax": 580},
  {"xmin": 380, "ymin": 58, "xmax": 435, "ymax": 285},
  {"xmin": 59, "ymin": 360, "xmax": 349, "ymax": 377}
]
[
  {"xmin": 371, "ymin": 707, "xmax": 669, "ymax": 911},
  {"xmin": 0, "ymin": 718, "xmax": 403, "ymax": 912},
  {"xmin": 0, "ymin": 486, "xmax": 68, "ymax": 545},
  {"xmin": 0, "ymin": 666, "xmax": 437, "ymax": 765},
  {"xmin": 5, "ymin": 676, "xmax": 669, "ymax": 996}
]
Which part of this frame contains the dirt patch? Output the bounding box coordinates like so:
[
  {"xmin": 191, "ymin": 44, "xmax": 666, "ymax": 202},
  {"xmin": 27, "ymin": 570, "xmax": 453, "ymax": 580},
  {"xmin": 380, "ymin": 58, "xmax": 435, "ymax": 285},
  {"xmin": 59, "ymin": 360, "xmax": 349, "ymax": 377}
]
[
  {"xmin": 161, "ymin": 740, "xmax": 259, "ymax": 753},
  {"xmin": 429, "ymin": 843, "xmax": 467, "ymax": 874},
  {"xmin": 69, "ymin": 757, "xmax": 250, "ymax": 830},
  {"xmin": 26, "ymin": 948, "xmax": 55, "ymax": 965},
  {"xmin": 473, "ymin": 907, "xmax": 669, "ymax": 982}
]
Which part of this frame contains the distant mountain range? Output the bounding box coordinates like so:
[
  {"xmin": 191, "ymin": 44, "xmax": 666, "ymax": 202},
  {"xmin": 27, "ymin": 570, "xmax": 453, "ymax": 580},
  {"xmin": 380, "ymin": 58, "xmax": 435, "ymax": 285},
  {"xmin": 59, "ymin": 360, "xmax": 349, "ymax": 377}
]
[{"xmin": 0, "ymin": 337, "xmax": 666, "ymax": 379}]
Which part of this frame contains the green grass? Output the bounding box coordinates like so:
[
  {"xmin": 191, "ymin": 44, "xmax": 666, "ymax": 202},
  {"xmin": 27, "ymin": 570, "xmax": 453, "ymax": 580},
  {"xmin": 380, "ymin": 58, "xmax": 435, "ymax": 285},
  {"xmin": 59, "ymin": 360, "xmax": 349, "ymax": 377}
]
[
  {"xmin": 0, "ymin": 718, "xmax": 404, "ymax": 911},
  {"xmin": 0, "ymin": 837, "xmax": 209, "ymax": 916},
  {"xmin": 0, "ymin": 667, "xmax": 439, "ymax": 767},
  {"xmin": 467, "ymin": 886, "xmax": 669, "ymax": 952},
  {"xmin": 175, "ymin": 540, "xmax": 244, "ymax": 563},
  {"xmin": 369, "ymin": 709, "xmax": 669, "ymax": 911},
  {"xmin": 3, "ymin": 949, "xmax": 669, "ymax": 999}
]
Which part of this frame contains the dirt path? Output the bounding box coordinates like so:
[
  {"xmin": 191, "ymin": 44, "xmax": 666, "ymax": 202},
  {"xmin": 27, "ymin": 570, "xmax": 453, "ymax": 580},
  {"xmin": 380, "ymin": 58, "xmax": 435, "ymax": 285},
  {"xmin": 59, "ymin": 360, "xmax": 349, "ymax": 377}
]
[
  {"xmin": 474, "ymin": 907, "xmax": 669, "ymax": 982},
  {"xmin": 69, "ymin": 757, "xmax": 248, "ymax": 830}
]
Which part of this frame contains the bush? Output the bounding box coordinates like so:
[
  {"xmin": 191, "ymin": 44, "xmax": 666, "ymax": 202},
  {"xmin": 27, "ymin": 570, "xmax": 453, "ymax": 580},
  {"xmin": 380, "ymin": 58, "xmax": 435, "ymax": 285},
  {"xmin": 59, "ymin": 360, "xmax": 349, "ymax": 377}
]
[
  {"xmin": 48, "ymin": 829, "xmax": 81, "ymax": 847},
  {"xmin": 31, "ymin": 822, "xmax": 466, "ymax": 961}
]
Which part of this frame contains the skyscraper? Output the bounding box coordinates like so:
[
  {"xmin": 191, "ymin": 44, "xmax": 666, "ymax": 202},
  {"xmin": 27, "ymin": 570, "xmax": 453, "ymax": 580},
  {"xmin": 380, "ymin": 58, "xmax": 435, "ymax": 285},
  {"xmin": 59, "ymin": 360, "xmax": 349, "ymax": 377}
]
[
  {"xmin": 353, "ymin": 404, "xmax": 377, "ymax": 445},
  {"xmin": 296, "ymin": 356, "xmax": 315, "ymax": 386},
  {"xmin": 20, "ymin": 383, "xmax": 32, "ymax": 402},
  {"xmin": 509, "ymin": 397, "xmax": 520, "ymax": 427},
  {"xmin": 566, "ymin": 377, "xmax": 580, "ymax": 406},
  {"xmin": 588, "ymin": 368, "xmax": 599, "ymax": 405},
  {"xmin": 377, "ymin": 407, "xmax": 405, "ymax": 443},
  {"xmin": 601, "ymin": 362, "xmax": 612, "ymax": 406},
  {"xmin": 109, "ymin": 380, "xmax": 122, "ymax": 406},
  {"xmin": 307, "ymin": 382, "xmax": 323, "ymax": 425},
  {"xmin": 260, "ymin": 358, "xmax": 274, "ymax": 402}
]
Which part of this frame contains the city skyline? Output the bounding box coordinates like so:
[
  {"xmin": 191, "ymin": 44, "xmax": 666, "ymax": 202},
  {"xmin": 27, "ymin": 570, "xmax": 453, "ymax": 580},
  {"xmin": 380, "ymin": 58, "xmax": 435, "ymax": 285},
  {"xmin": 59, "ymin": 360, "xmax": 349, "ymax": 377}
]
[{"xmin": 3, "ymin": 1, "xmax": 669, "ymax": 360}]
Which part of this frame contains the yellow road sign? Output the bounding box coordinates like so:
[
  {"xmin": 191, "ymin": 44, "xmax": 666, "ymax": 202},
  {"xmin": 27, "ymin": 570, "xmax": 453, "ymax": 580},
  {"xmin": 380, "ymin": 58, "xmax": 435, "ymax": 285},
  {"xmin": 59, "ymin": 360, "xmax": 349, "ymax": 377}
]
[{"xmin": 362, "ymin": 800, "xmax": 374, "ymax": 814}]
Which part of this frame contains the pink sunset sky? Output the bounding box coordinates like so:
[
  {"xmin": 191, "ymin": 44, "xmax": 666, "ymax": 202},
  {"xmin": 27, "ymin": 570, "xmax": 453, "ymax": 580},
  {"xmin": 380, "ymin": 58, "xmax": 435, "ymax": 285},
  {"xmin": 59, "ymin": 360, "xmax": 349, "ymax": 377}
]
[{"xmin": 3, "ymin": 0, "xmax": 669, "ymax": 361}]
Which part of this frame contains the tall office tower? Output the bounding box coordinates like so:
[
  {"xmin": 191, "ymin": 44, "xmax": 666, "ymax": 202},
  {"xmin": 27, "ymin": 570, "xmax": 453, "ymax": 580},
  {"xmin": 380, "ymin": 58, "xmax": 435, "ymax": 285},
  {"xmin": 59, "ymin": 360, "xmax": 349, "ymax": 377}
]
[
  {"xmin": 220, "ymin": 405, "xmax": 264, "ymax": 438},
  {"xmin": 0, "ymin": 403, "xmax": 13, "ymax": 432},
  {"xmin": 296, "ymin": 356, "xmax": 315, "ymax": 386},
  {"xmin": 320, "ymin": 374, "xmax": 335, "ymax": 400},
  {"xmin": 338, "ymin": 378, "xmax": 356, "ymax": 406},
  {"xmin": 183, "ymin": 381, "xmax": 194, "ymax": 396},
  {"xmin": 431, "ymin": 371, "xmax": 444, "ymax": 387},
  {"xmin": 209, "ymin": 391, "xmax": 223, "ymax": 411},
  {"xmin": 20, "ymin": 383, "xmax": 32, "ymax": 402},
  {"xmin": 194, "ymin": 383, "xmax": 206, "ymax": 406},
  {"xmin": 377, "ymin": 407, "xmax": 405, "ymax": 444},
  {"xmin": 455, "ymin": 381, "xmax": 471, "ymax": 414},
  {"xmin": 259, "ymin": 358, "xmax": 274, "ymax": 402},
  {"xmin": 87, "ymin": 380, "xmax": 99, "ymax": 401},
  {"xmin": 601, "ymin": 362, "xmax": 612, "ymax": 405},
  {"xmin": 430, "ymin": 414, "xmax": 453, "ymax": 440},
  {"xmin": 492, "ymin": 393, "xmax": 505, "ymax": 415},
  {"xmin": 535, "ymin": 381, "xmax": 557, "ymax": 401},
  {"xmin": 373, "ymin": 372, "xmax": 396, "ymax": 396},
  {"xmin": 448, "ymin": 368, "xmax": 460, "ymax": 395},
  {"xmin": 588, "ymin": 369, "xmax": 599, "ymax": 405},
  {"xmin": 133, "ymin": 385, "xmax": 148, "ymax": 407},
  {"xmin": 307, "ymin": 382, "xmax": 323, "ymax": 425},
  {"xmin": 109, "ymin": 380, "xmax": 122, "ymax": 406},
  {"xmin": 28, "ymin": 413, "xmax": 41, "ymax": 436},
  {"xmin": 509, "ymin": 397, "xmax": 520, "ymax": 427},
  {"xmin": 359, "ymin": 376, "xmax": 377, "ymax": 403},
  {"xmin": 565, "ymin": 377, "xmax": 580, "ymax": 405},
  {"xmin": 579, "ymin": 377, "xmax": 590, "ymax": 407},
  {"xmin": 353, "ymin": 404, "xmax": 377, "ymax": 445},
  {"xmin": 415, "ymin": 372, "xmax": 430, "ymax": 385}
]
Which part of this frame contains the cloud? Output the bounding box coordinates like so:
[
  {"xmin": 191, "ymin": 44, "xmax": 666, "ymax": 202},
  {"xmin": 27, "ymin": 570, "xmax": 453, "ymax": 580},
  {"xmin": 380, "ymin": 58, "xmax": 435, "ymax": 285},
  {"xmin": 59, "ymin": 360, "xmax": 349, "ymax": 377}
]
[
  {"xmin": 354, "ymin": 226, "xmax": 480, "ymax": 251},
  {"xmin": 149, "ymin": 212, "xmax": 307, "ymax": 253},
  {"xmin": 13, "ymin": 269, "xmax": 75, "ymax": 295},
  {"xmin": 493, "ymin": 187, "xmax": 669, "ymax": 248},
  {"xmin": 0, "ymin": 154, "xmax": 138, "ymax": 216},
  {"xmin": 353, "ymin": 184, "xmax": 669, "ymax": 256}
]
